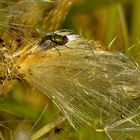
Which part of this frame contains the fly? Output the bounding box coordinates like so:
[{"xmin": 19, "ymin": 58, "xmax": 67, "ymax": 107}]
[{"xmin": 39, "ymin": 33, "xmax": 69, "ymax": 55}]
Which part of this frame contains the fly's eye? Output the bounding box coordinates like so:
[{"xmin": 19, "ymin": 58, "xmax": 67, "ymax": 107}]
[{"xmin": 63, "ymin": 36, "xmax": 69, "ymax": 44}]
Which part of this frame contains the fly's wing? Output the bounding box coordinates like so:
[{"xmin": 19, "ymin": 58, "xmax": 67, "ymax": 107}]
[{"xmin": 18, "ymin": 38, "xmax": 140, "ymax": 133}]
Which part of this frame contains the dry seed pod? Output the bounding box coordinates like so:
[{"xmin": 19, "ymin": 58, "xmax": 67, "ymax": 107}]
[
  {"xmin": 0, "ymin": 31, "xmax": 140, "ymax": 139},
  {"xmin": 0, "ymin": 1, "xmax": 140, "ymax": 140}
]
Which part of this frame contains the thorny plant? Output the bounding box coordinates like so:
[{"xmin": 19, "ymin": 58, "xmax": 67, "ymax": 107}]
[{"xmin": 0, "ymin": 0, "xmax": 140, "ymax": 140}]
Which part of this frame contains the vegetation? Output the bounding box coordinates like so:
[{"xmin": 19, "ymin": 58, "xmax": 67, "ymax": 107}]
[{"xmin": 0, "ymin": 0, "xmax": 140, "ymax": 140}]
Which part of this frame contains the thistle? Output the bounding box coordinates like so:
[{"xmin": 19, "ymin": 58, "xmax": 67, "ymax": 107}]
[{"xmin": 0, "ymin": 1, "xmax": 140, "ymax": 140}]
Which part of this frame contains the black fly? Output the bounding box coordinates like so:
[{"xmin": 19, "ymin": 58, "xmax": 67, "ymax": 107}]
[{"xmin": 54, "ymin": 127, "xmax": 64, "ymax": 134}]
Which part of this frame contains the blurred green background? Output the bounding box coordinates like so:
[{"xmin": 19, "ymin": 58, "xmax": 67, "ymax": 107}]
[{"xmin": 62, "ymin": 0, "xmax": 140, "ymax": 62}]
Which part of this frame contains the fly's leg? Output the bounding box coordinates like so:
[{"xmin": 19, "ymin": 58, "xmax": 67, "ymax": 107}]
[{"xmin": 53, "ymin": 46, "xmax": 61, "ymax": 56}]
